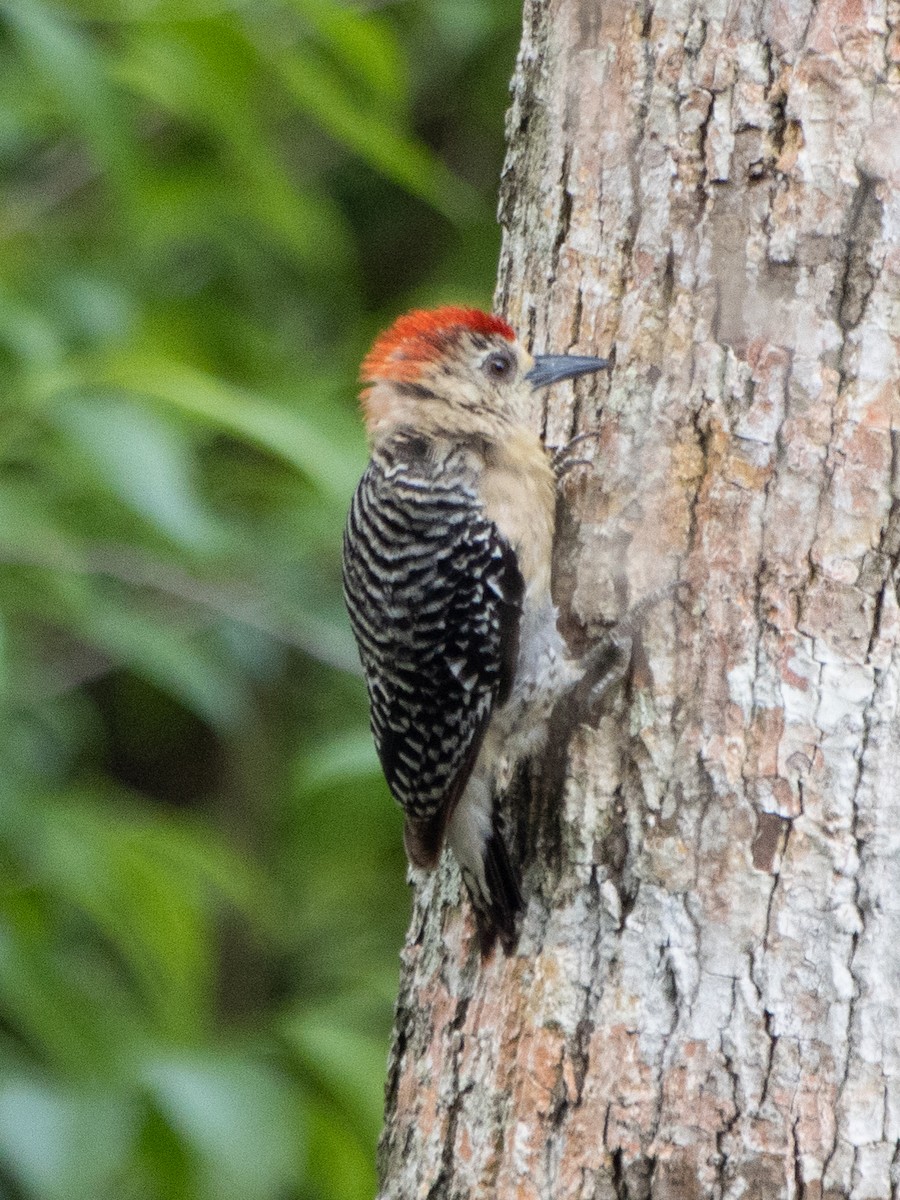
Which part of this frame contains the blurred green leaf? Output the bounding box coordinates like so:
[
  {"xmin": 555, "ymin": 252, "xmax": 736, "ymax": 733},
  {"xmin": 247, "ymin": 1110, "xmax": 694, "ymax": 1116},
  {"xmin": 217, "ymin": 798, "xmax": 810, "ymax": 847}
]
[
  {"xmin": 116, "ymin": 21, "xmax": 353, "ymax": 272},
  {"xmin": 73, "ymin": 600, "xmax": 250, "ymax": 730},
  {"xmin": 53, "ymin": 396, "xmax": 224, "ymax": 552},
  {"xmin": 275, "ymin": 48, "xmax": 482, "ymax": 224},
  {"xmin": 0, "ymin": 1078, "xmax": 135, "ymax": 1200},
  {"xmin": 283, "ymin": 1005, "xmax": 385, "ymax": 1146},
  {"xmin": 304, "ymin": 1096, "xmax": 376, "ymax": 1200},
  {"xmin": 3, "ymin": 789, "xmax": 271, "ymax": 1038},
  {"xmin": 290, "ymin": 0, "xmax": 407, "ymax": 109},
  {"xmin": 85, "ymin": 354, "xmax": 365, "ymax": 502},
  {"xmin": 144, "ymin": 1052, "xmax": 301, "ymax": 1200},
  {"xmin": 0, "ymin": 923, "xmax": 119, "ymax": 1078},
  {"xmin": 294, "ymin": 729, "xmax": 380, "ymax": 793},
  {"xmin": 1, "ymin": 0, "xmax": 139, "ymax": 198},
  {"xmin": 0, "ymin": 285, "xmax": 65, "ymax": 366}
]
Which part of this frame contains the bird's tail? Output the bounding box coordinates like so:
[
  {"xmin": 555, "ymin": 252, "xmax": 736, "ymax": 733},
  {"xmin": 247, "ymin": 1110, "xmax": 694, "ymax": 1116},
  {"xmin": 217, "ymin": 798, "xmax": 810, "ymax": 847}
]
[
  {"xmin": 473, "ymin": 821, "xmax": 523, "ymax": 955},
  {"xmin": 447, "ymin": 781, "xmax": 523, "ymax": 957}
]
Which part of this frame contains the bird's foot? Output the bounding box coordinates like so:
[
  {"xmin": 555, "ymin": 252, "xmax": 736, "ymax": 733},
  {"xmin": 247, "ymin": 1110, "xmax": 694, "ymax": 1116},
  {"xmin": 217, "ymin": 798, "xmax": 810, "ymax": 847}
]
[
  {"xmin": 576, "ymin": 628, "xmax": 633, "ymax": 722},
  {"xmin": 550, "ymin": 430, "xmax": 602, "ymax": 481}
]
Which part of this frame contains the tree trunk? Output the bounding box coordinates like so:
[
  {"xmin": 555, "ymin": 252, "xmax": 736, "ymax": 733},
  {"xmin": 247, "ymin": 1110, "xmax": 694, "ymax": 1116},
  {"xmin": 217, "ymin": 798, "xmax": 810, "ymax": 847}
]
[{"xmin": 377, "ymin": 1, "xmax": 900, "ymax": 1196}]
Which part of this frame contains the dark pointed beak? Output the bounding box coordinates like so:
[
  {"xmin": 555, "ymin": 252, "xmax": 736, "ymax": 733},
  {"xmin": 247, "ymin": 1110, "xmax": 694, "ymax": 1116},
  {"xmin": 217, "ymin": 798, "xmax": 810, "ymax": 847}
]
[{"xmin": 524, "ymin": 354, "xmax": 612, "ymax": 389}]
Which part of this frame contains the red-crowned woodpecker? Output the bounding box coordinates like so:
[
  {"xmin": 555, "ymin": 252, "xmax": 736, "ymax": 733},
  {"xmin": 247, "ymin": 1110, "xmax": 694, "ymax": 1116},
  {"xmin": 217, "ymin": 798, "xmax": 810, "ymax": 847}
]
[{"xmin": 342, "ymin": 307, "xmax": 615, "ymax": 954}]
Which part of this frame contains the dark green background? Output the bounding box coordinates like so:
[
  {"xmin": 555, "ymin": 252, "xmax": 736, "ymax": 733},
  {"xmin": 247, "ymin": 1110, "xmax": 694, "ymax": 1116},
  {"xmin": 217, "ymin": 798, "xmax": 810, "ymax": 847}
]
[{"xmin": 0, "ymin": 2, "xmax": 519, "ymax": 1195}]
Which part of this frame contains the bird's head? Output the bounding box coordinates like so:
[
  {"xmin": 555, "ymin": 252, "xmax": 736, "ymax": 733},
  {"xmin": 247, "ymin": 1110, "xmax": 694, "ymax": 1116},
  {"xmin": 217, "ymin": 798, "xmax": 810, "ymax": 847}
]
[{"xmin": 359, "ymin": 306, "xmax": 610, "ymax": 439}]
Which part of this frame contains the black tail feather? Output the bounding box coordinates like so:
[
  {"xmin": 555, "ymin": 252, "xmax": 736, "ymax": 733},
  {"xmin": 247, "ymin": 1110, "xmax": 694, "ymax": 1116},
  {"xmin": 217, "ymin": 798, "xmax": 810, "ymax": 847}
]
[{"xmin": 469, "ymin": 823, "xmax": 523, "ymax": 958}]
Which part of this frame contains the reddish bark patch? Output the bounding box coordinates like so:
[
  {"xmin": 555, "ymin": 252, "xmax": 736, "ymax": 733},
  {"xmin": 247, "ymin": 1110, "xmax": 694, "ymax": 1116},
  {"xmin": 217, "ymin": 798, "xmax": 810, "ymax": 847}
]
[{"xmin": 752, "ymin": 811, "xmax": 788, "ymax": 872}]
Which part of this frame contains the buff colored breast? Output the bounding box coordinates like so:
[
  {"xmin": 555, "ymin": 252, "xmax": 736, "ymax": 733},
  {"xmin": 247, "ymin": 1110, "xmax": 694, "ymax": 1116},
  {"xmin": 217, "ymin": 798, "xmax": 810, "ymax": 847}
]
[{"xmin": 479, "ymin": 426, "xmax": 556, "ymax": 595}]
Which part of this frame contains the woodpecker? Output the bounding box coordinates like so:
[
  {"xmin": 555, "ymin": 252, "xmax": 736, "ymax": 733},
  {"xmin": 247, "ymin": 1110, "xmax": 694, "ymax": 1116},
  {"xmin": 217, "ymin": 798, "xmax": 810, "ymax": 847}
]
[{"xmin": 342, "ymin": 306, "xmax": 615, "ymax": 954}]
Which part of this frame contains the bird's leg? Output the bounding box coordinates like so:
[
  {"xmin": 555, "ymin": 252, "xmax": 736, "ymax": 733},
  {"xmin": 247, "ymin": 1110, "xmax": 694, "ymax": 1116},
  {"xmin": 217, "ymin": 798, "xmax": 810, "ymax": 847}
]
[
  {"xmin": 540, "ymin": 581, "xmax": 688, "ymax": 794},
  {"xmin": 532, "ymin": 627, "xmax": 632, "ymax": 820},
  {"xmin": 572, "ymin": 627, "xmax": 633, "ymax": 722},
  {"xmin": 568, "ymin": 579, "xmax": 688, "ymax": 721}
]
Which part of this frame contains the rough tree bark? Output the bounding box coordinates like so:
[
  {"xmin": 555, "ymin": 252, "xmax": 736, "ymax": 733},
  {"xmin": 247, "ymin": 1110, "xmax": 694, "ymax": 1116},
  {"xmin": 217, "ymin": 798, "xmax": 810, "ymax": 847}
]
[{"xmin": 377, "ymin": 1, "xmax": 900, "ymax": 1196}]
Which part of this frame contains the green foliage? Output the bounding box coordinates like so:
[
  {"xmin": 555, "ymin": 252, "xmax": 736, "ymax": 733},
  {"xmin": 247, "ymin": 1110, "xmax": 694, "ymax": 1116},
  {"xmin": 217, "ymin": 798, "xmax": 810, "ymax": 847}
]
[{"xmin": 0, "ymin": 1, "xmax": 520, "ymax": 1196}]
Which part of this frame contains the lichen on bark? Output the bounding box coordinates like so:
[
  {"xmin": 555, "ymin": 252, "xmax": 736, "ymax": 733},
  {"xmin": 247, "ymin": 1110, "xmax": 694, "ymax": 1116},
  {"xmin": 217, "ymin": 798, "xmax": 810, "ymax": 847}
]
[{"xmin": 378, "ymin": 2, "xmax": 900, "ymax": 1197}]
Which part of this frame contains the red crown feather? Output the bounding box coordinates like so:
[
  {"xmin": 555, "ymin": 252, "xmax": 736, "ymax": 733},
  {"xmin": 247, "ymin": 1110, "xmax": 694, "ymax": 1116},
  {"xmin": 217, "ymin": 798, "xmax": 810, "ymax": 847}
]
[{"xmin": 361, "ymin": 306, "xmax": 516, "ymax": 383}]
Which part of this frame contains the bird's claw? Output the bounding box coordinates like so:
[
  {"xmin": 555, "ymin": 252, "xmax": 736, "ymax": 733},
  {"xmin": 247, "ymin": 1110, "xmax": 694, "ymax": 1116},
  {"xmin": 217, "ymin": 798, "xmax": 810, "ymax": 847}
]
[
  {"xmin": 550, "ymin": 430, "xmax": 602, "ymax": 481},
  {"xmin": 578, "ymin": 629, "xmax": 633, "ymax": 722}
]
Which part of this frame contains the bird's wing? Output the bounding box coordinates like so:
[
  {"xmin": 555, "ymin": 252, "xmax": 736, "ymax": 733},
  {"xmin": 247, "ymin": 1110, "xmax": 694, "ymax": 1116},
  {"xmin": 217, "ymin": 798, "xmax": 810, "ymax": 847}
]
[{"xmin": 342, "ymin": 437, "xmax": 523, "ymax": 866}]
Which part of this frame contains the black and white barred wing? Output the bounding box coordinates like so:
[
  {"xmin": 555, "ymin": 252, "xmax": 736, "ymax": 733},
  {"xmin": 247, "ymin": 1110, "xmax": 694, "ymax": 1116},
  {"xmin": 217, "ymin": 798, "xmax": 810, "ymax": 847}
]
[{"xmin": 342, "ymin": 447, "xmax": 523, "ymax": 867}]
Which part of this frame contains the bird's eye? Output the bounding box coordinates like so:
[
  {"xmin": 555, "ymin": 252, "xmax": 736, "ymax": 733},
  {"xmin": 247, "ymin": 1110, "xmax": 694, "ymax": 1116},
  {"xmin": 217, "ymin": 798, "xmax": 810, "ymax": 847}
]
[{"xmin": 483, "ymin": 350, "xmax": 514, "ymax": 380}]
